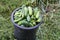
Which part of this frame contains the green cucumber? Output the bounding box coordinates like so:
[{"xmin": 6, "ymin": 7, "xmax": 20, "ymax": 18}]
[
  {"xmin": 27, "ymin": 15, "xmax": 31, "ymax": 21},
  {"xmin": 36, "ymin": 11, "xmax": 40, "ymax": 18},
  {"xmin": 28, "ymin": 6, "xmax": 32, "ymax": 15},
  {"xmin": 24, "ymin": 7, "xmax": 28, "ymax": 16},
  {"xmin": 37, "ymin": 17, "xmax": 41, "ymax": 22}
]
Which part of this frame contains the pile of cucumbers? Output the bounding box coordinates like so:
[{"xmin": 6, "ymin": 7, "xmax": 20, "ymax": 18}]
[{"xmin": 14, "ymin": 5, "xmax": 41, "ymax": 27}]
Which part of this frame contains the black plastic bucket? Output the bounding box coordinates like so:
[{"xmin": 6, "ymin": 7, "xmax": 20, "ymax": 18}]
[{"xmin": 11, "ymin": 7, "xmax": 42, "ymax": 40}]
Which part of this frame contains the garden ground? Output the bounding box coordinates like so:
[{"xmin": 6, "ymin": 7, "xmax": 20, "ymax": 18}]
[{"xmin": 0, "ymin": 0, "xmax": 60, "ymax": 40}]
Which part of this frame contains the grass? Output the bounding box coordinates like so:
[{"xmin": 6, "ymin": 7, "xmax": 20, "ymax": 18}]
[{"xmin": 0, "ymin": 0, "xmax": 60, "ymax": 40}]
